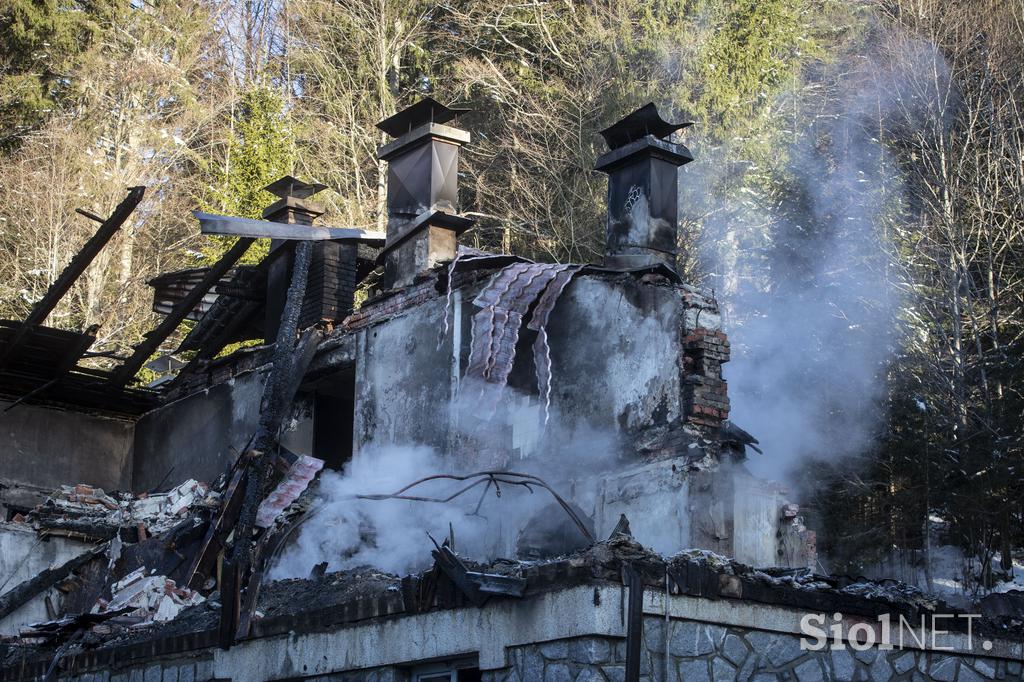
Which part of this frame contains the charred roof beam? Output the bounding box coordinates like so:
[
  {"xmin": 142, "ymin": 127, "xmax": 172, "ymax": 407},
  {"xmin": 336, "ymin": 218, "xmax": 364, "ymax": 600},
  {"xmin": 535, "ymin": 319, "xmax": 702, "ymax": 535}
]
[
  {"xmin": 0, "ymin": 186, "xmax": 145, "ymax": 371},
  {"xmin": 108, "ymin": 236, "xmax": 255, "ymax": 388}
]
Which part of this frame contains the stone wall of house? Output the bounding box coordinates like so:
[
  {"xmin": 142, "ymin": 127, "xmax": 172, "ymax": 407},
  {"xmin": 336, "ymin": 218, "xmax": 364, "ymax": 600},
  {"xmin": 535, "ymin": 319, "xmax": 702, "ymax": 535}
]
[
  {"xmin": 35, "ymin": 601, "xmax": 1024, "ymax": 682},
  {"xmin": 482, "ymin": 621, "xmax": 1020, "ymax": 682},
  {"xmin": 43, "ymin": 624, "xmax": 1023, "ymax": 682}
]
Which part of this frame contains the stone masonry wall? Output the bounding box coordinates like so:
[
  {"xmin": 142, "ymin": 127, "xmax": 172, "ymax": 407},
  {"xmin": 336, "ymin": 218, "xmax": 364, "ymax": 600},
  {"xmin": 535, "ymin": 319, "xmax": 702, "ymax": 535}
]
[{"xmin": 482, "ymin": 619, "xmax": 1020, "ymax": 682}]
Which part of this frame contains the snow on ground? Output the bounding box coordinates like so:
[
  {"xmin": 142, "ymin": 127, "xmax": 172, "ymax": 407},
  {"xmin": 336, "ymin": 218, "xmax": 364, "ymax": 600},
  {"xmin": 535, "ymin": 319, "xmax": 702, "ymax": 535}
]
[{"xmin": 855, "ymin": 515, "xmax": 1023, "ymax": 605}]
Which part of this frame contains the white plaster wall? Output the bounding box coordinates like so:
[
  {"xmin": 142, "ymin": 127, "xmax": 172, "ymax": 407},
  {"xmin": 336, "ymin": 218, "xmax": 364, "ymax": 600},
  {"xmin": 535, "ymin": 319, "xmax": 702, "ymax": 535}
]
[
  {"xmin": 214, "ymin": 585, "xmax": 627, "ymax": 679},
  {"xmin": 353, "ymin": 295, "xmax": 456, "ymax": 452},
  {"xmin": 205, "ymin": 584, "xmax": 1024, "ymax": 681},
  {"xmin": 596, "ymin": 460, "xmax": 691, "ymax": 555},
  {"xmin": 546, "ymin": 277, "xmax": 684, "ymax": 435},
  {"xmin": 732, "ymin": 473, "xmax": 785, "ymax": 568},
  {"xmin": 0, "ymin": 524, "xmax": 93, "ymax": 634}
]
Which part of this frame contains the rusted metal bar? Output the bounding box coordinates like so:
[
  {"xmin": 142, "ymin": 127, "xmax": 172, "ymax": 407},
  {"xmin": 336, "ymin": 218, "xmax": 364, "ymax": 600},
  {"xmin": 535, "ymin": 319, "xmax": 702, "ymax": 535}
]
[
  {"xmin": 624, "ymin": 564, "xmax": 644, "ymax": 682},
  {"xmin": 108, "ymin": 236, "xmax": 254, "ymax": 388},
  {"xmin": 0, "ymin": 187, "xmax": 145, "ymax": 370},
  {"xmin": 262, "ymin": 469, "xmax": 595, "ymax": 579}
]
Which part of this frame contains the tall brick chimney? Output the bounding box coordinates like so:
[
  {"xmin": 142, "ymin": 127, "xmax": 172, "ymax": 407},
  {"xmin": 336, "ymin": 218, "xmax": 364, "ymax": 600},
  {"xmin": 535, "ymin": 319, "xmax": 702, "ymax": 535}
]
[
  {"xmin": 263, "ymin": 176, "xmax": 361, "ymax": 339},
  {"xmin": 595, "ymin": 104, "xmax": 693, "ymax": 272},
  {"xmin": 376, "ymin": 98, "xmax": 474, "ymax": 289}
]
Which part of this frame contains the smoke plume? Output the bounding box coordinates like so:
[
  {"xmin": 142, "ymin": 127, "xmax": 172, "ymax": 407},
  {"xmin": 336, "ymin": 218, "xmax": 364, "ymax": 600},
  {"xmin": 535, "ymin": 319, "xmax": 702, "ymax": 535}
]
[{"xmin": 685, "ymin": 35, "xmax": 951, "ymax": 481}]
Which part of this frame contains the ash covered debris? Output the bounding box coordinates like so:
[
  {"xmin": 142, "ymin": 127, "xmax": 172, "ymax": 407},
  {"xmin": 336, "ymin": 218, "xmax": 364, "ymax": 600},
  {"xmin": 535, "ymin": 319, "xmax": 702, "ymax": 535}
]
[
  {"xmin": 4, "ymin": 531, "xmax": 1022, "ymax": 680},
  {"xmin": 93, "ymin": 569, "xmax": 204, "ymax": 624},
  {"xmin": 0, "ymin": 475, "xmax": 220, "ymax": 653},
  {"xmin": 25, "ymin": 480, "xmax": 217, "ymax": 542}
]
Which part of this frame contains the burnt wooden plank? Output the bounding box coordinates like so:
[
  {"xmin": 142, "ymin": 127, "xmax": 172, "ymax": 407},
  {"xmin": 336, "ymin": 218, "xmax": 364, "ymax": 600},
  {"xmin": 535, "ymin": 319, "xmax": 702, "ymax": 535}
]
[
  {"xmin": 227, "ymin": 242, "xmax": 315, "ymax": 642},
  {"xmin": 2, "ymin": 327, "xmax": 97, "ymax": 411},
  {"xmin": 109, "ymin": 237, "xmax": 255, "ymax": 388},
  {"xmin": 0, "ymin": 547, "xmax": 104, "ymax": 620},
  {"xmin": 0, "ymin": 187, "xmax": 145, "ymax": 370},
  {"xmin": 185, "ymin": 462, "xmax": 248, "ymax": 589}
]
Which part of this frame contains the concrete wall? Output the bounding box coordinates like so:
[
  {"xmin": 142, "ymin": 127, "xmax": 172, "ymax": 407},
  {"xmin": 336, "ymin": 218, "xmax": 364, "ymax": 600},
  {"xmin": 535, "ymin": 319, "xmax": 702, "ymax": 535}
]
[
  {"xmin": 733, "ymin": 471, "xmax": 788, "ymax": 568},
  {"xmin": 353, "ymin": 292, "xmax": 459, "ymax": 453},
  {"xmin": 545, "ymin": 276, "xmax": 684, "ymax": 442},
  {"xmin": 0, "ymin": 524, "xmax": 93, "ymax": 635},
  {"xmin": 0, "ymin": 401, "xmax": 133, "ymax": 492},
  {"xmin": 132, "ymin": 369, "xmax": 267, "ymax": 492},
  {"xmin": 353, "ymin": 276, "xmax": 690, "ymax": 459},
  {"xmin": 596, "ymin": 460, "xmax": 692, "ymax": 555}
]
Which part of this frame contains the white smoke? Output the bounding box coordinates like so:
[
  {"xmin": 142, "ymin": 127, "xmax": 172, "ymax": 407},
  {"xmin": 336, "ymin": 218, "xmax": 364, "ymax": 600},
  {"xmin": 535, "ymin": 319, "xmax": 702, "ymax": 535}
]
[
  {"xmin": 685, "ymin": 35, "xmax": 950, "ymax": 481},
  {"xmin": 269, "ymin": 385, "xmax": 619, "ymax": 579}
]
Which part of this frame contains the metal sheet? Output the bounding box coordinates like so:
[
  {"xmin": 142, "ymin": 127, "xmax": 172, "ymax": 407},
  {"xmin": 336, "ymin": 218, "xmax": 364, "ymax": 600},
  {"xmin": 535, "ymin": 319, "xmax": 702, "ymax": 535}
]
[{"xmin": 194, "ymin": 211, "xmax": 385, "ymax": 244}]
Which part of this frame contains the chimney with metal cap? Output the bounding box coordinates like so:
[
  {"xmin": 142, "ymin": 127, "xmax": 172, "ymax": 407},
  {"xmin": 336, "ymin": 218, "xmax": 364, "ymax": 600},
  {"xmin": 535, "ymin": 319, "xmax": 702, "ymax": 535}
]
[
  {"xmin": 376, "ymin": 97, "xmax": 474, "ymax": 288},
  {"xmin": 262, "ymin": 176, "xmax": 363, "ymax": 339},
  {"xmin": 595, "ymin": 103, "xmax": 693, "ymax": 271}
]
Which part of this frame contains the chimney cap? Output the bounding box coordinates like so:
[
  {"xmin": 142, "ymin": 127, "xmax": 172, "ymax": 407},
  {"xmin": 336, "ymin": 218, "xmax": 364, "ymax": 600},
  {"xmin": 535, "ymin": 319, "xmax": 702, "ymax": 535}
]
[
  {"xmin": 377, "ymin": 97, "xmax": 470, "ymax": 138},
  {"xmin": 263, "ymin": 175, "xmax": 328, "ymax": 200},
  {"xmin": 599, "ymin": 103, "xmax": 693, "ymax": 150}
]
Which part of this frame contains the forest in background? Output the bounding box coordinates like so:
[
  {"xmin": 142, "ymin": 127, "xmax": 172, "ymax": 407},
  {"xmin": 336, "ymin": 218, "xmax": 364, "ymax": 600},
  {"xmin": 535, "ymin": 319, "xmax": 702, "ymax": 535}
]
[{"xmin": 1, "ymin": 0, "xmax": 1021, "ymax": 592}]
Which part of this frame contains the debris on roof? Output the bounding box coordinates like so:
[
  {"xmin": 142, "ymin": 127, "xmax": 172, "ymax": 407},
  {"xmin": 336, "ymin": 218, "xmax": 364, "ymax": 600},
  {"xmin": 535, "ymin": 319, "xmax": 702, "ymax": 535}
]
[{"xmin": 27, "ymin": 480, "xmax": 218, "ymax": 542}]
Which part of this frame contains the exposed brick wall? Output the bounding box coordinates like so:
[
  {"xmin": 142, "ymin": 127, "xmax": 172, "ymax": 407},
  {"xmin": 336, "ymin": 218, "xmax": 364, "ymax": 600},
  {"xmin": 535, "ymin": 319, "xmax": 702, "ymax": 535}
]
[
  {"xmin": 343, "ymin": 268, "xmax": 489, "ymax": 331},
  {"xmin": 300, "ymin": 242, "xmax": 360, "ymax": 329},
  {"xmin": 683, "ymin": 327, "xmax": 731, "ymax": 427}
]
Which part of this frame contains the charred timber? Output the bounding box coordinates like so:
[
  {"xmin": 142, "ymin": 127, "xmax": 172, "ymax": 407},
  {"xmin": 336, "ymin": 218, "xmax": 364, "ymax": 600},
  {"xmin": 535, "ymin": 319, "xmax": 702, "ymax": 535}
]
[
  {"xmin": 109, "ymin": 236, "xmax": 255, "ymax": 388},
  {"xmin": 0, "ymin": 187, "xmax": 145, "ymax": 371},
  {"xmin": 227, "ymin": 239, "xmax": 314, "ymax": 642},
  {"xmin": 0, "ymin": 547, "xmax": 104, "ymax": 621}
]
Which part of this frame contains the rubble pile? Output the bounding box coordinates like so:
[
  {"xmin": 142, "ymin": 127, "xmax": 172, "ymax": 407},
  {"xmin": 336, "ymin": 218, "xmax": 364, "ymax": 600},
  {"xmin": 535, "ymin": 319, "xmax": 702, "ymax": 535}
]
[
  {"xmin": 256, "ymin": 566, "xmax": 400, "ymax": 619},
  {"xmin": 26, "ymin": 480, "xmax": 218, "ymax": 541},
  {"xmin": 94, "ymin": 568, "xmax": 205, "ymax": 624},
  {"xmin": 0, "ymin": 478, "xmax": 224, "ymax": 655}
]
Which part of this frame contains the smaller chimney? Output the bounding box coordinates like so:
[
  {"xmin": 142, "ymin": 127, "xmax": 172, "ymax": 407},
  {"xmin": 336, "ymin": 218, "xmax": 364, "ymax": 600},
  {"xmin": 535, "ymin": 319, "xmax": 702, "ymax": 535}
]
[
  {"xmin": 262, "ymin": 175, "xmax": 327, "ymax": 225},
  {"xmin": 263, "ymin": 176, "xmax": 361, "ymax": 338},
  {"xmin": 595, "ymin": 104, "xmax": 693, "ymax": 271},
  {"xmin": 376, "ymin": 98, "xmax": 474, "ymax": 288}
]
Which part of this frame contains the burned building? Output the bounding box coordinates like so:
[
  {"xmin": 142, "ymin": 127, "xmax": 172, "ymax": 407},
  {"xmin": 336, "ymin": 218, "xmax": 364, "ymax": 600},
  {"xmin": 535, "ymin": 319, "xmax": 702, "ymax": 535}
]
[{"xmin": 0, "ymin": 101, "xmax": 1018, "ymax": 681}]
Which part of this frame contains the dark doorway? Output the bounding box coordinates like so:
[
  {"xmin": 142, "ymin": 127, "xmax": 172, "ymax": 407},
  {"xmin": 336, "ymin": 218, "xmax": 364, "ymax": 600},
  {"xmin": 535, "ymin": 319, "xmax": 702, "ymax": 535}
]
[{"xmin": 310, "ymin": 368, "xmax": 355, "ymax": 471}]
